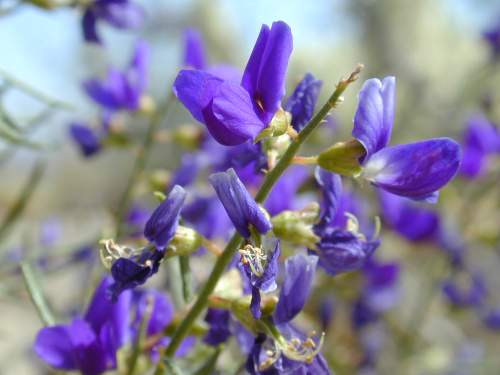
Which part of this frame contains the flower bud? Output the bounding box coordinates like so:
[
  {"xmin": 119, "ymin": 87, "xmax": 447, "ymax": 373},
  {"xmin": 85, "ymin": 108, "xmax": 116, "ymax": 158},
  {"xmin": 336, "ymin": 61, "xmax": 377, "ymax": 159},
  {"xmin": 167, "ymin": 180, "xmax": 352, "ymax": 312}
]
[
  {"xmin": 317, "ymin": 138, "xmax": 365, "ymax": 177},
  {"xmin": 167, "ymin": 225, "xmax": 203, "ymax": 256},
  {"xmin": 255, "ymin": 108, "xmax": 292, "ymax": 142},
  {"xmin": 271, "ymin": 203, "xmax": 321, "ymax": 249}
]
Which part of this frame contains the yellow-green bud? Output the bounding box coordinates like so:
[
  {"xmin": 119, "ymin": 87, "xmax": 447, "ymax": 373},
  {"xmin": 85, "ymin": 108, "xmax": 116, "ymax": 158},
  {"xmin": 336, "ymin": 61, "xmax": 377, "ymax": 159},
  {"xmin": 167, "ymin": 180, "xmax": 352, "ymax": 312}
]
[
  {"xmin": 271, "ymin": 203, "xmax": 321, "ymax": 249},
  {"xmin": 166, "ymin": 226, "xmax": 203, "ymax": 256},
  {"xmin": 317, "ymin": 138, "xmax": 365, "ymax": 177}
]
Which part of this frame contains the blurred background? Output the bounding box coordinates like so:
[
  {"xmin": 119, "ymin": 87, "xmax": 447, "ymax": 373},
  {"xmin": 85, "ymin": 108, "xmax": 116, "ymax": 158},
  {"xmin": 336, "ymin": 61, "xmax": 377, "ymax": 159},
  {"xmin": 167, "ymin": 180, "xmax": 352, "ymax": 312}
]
[{"xmin": 1, "ymin": 0, "xmax": 500, "ymax": 374}]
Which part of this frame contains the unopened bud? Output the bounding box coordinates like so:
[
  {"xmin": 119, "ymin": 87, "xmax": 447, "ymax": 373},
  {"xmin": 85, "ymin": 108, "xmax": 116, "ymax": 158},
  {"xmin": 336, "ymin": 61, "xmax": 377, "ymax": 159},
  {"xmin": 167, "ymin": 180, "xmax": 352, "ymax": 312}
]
[
  {"xmin": 167, "ymin": 226, "xmax": 203, "ymax": 256},
  {"xmin": 271, "ymin": 203, "xmax": 321, "ymax": 249},
  {"xmin": 256, "ymin": 108, "xmax": 292, "ymax": 142},
  {"xmin": 317, "ymin": 138, "xmax": 365, "ymax": 177}
]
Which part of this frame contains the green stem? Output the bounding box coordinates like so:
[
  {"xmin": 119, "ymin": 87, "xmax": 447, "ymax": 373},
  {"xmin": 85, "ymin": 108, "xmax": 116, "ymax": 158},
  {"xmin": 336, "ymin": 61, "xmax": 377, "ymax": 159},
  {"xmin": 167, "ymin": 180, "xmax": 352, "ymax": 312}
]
[
  {"xmin": 114, "ymin": 93, "xmax": 174, "ymax": 238},
  {"xmin": 155, "ymin": 65, "xmax": 362, "ymax": 369},
  {"xmin": 21, "ymin": 261, "xmax": 56, "ymax": 326}
]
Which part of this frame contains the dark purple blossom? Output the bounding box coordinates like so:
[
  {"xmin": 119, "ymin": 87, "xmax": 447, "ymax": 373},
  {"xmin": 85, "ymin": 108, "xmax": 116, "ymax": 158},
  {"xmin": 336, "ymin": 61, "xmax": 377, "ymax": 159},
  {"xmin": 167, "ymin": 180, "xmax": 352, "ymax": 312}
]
[
  {"xmin": 459, "ymin": 114, "xmax": 500, "ymax": 179},
  {"xmin": 483, "ymin": 19, "xmax": 500, "ymax": 58},
  {"xmin": 203, "ymin": 308, "xmax": 232, "ymax": 346},
  {"xmin": 378, "ymin": 189, "xmax": 440, "ymax": 242},
  {"xmin": 353, "ymin": 77, "xmax": 461, "ymax": 200},
  {"xmin": 240, "ymin": 241, "xmax": 280, "ymax": 319},
  {"xmin": 34, "ymin": 277, "xmax": 131, "ymax": 375},
  {"xmin": 209, "ymin": 168, "xmax": 271, "ymax": 238},
  {"xmin": 144, "ymin": 185, "xmax": 186, "ymax": 249},
  {"xmin": 274, "ymin": 254, "xmax": 317, "ymax": 324},
  {"xmin": 82, "ymin": 0, "xmax": 145, "ymax": 44},
  {"xmin": 69, "ymin": 123, "xmax": 102, "ymax": 157},
  {"xmin": 83, "ymin": 40, "xmax": 150, "ymax": 111},
  {"xmin": 173, "ymin": 21, "xmax": 293, "ymax": 145},
  {"xmin": 284, "ymin": 73, "xmax": 323, "ymax": 131}
]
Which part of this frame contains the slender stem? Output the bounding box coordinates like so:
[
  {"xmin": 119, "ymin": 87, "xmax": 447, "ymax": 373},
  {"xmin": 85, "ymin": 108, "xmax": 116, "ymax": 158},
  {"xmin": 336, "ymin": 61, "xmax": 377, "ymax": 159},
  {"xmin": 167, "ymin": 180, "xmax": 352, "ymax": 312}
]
[
  {"xmin": 114, "ymin": 93, "xmax": 174, "ymax": 238},
  {"xmin": 21, "ymin": 261, "xmax": 56, "ymax": 326},
  {"xmin": 156, "ymin": 65, "xmax": 363, "ymax": 368},
  {"xmin": 179, "ymin": 256, "xmax": 192, "ymax": 303}
]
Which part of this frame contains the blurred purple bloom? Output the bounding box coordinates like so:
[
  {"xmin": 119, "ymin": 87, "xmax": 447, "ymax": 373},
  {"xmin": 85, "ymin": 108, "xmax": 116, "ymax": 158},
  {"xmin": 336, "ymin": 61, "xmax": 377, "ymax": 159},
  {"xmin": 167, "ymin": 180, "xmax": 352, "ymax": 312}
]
[
  {"xmin": 203, "ymin": 308, "xmax": 231, "ymax": 346},
  {"xmin": 460, "ymin": 114, "xmax": 500, "ymax": 179},
  {"xmin": 265, "ymin": 166, "xmax": 309, "ymax": 216},
  {"xmin": 133, "ymin": 290, "xmax": 174, "ymax": 337},
  {"xmin": 284, "ymin": 73, "xmax": 323, "ymax": 131},
  {"xmin": 69, "ymin": 123, "xmax": 102, "ymax": 157},
  {"xmin": 353, "ymin": 77, "xmax": 461, "ymax": 200},
  {"xmin": 184, "ymin": 28, "xmax": 207, "ymax": 69},
  {"xmin": 169, "ymin": 154, "xmax": 201, "ymax": 189},
  {"xmin": 40, "ymin": 218, "xmax": 62, "ymax": 247},
  {"xmin": 82, "ymin": 0, "xmax": 145, "ymax": 44},
  {"xmin": 83, "ymin": 40, "xmax": 150, "ymax": 111},
  {"xmin": 109, "ymin": 249, "xmax": 163, "ymax": 301},
  {"xmin": 144, "ymin": 185, "xmax": 186, "ymax": 249},
  {"xmin": 378, "ymin": 189, "xmax": 440, "ymax": 242},
  {"xmin": 209, "ymin": 168, "xmax": 271, "ymax": 238},
  {"xmin": 173, "ymin": 21, "xmax": 292, "ymax": 145},
  {"xmin": 482, "ymin": 307, "xmax": 500, "ymax": 330},
  {"xmin": 240, "ymin": 241, "xmax": 280, "ymax": 319},
  {"xmin": 483, "ymin": 20, "xmax": 500, "ymax": 57},
  {"xmin": 315, "ymin": 167, "xmax": 343, "ymax": 227},
  {"xmin": 182, "ymin": 195, "xmax": 232, "ymax": 239},
  {"xmin": 362, "ymin": 260, "xmax": 400, "ymax": 314},
  {"xmin": 319, "ymin": 297, "xmax": 335, "ymax": 331},
  {"xmin": 126, "ymin": 204, "xmax": 151, "ymax": 238},
  {"xmin": 34, "ymin": 277, "xmax": 131, "ymax": 375},
  {"xmin": 274, "ymin": 254, "xmax": 317, "ymax": 324},
  {"xmin": 442, "ymin": 272, "xmax": 488, "ymax": 308}
]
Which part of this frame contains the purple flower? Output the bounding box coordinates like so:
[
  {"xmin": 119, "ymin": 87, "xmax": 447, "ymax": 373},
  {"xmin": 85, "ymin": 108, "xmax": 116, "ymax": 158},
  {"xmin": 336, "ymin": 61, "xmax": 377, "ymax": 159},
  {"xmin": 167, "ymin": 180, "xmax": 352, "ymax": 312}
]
[
  {"xmin": 284, "ymin": 73, "xmax": 323, "ymax": 132},
  {"xmin": 182, "ymin": 195, "xmax": 233, "ymax": 240},
  {"xmin": 133, "ymin": 289, "xmax": 174, "ymax": 337},
  {"xmin": 274, "ymin": 254, "xmax": 318, "ymax": 324},
  {"xmin": 109, "ymin": 249, "xmax": 163, "ymax": 301},
  {"xmin": 319, "ymin": 297, "xmax": 335, "ymax": 331},
  {"xmin": 34, "ymin": 277, "xmax": 131, "ymax": 375},
  {"xmin": 203, "ymin": 308, "xmax": 232, "ymax": 346},
  {"xmin": 184, "ymin": 28, "xmax": 207, "ymax": 69},
  {"xmin": 378, "ymin": 189, "xmax": 440, "ymax": 242},
  {"xmin": 240, "ymin": 241, "xmax": 280, "ymax": 319},
  {"xmin": 265, "ymin": 166, "xmax": 309, "ymax": 216},
  {"xmin": 313, "ymin": 168, "xmax": 379, "ymax": 275},
  {"xmin": 362, "ymin": 260, "xmax": 400, "ymax": 314},
  {"xmin": 353, "ymin": 77, "xmax": 461, "ymax": 200},
  {"xmin": 460, "ymin": 114, "xmax": 500, "ymax": 179},
  {"xmin": 82, "ymin": 0, "xmax": 145, "ymax": 44},
  {"xmin": 482, "ymin": 307, "xmax": 500, "ymax": 330},
  {"xmin": 209, "ymin": 168, "xmax": 271, "ymax": 238},
  {"xmin": 483, "ymin": 20, "xmax": 500, "ymax": 58},
  {"xmin": 69, "ymin": 123, "xmax": 102, "ymax": 157},
  {"xmin": 126, "ymin": 204, "xmax": 151, "ymax": 238},
  {"xmin": 168, "ymin": 154, "xmax": 201, "ymax": 190},
  {"xmin": 83, "ymin": 40, "xmax": 150, "ymax": 111},
  {"xmin": 144, "ymin": 185, "xmax": 186, "ymax": 249},
  {"xmin": 442, "ymin": 272, "xmax": 488, "ymax": 308},
  {"xmin": 173, "ymin": 21, "xmax": 293, "ymax": 145}
]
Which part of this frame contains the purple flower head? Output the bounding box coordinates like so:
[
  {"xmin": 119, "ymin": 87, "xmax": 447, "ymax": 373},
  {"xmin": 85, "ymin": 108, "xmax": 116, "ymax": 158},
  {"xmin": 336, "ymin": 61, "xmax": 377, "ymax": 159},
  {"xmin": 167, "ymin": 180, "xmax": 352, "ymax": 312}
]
[
  {"xmin": 144, "ymin": 185, "xmax": 186, "ymax": 249},
  {"xmin": 240, "ymin": 241, "xmax": 280, "ymax": 319},
  {"xmin": 274, "ymin": 254, "xmax": 318, "ymax": 324},
  {"xmin": 184, "ymin": 28, "xmax": 207, "ymax": 69},
  {"xmin": 109, "ymin": 248, "xmax": 164, "ymax": 301},
  {"xmin": 83, "ymin": 40, "xmax": 150, "ymax": 112},
  {"xmin": 69, "ymin": 123, "xmax": 102, "ymax": 157},
  {"xmin": 82, "ymin": 0, "xmax": 145, "ymax": 44},
  {"xmin": 203, "ymin": 308, "xmax": 232, "ymax": 346},
  {"xmin": 460, "ymin": 114, "xmax": 500, "ymax": 179},
  {"xmin": 34, "ymin": 277, "xmax": 131, "ymax": 375},
  {"xmin": 284, "ymin": 73, "xmax": 323, "ymax": 132},
  {"xmin": 482, "ymin": 307, "xmax": 500, "ymax": 330},
  {"xmin": 483, "ymin": 19, "xmax": 500, "ymax": 58},
  {"xmin": 378, "ymin": 189, "xmax": 440, "ymax": 242},
  {"xmin": 209, "ymin": 168, "xmax": 271, "ymax": 238},
  {"xmin": 265, "ymin": 166, "xmax": 309, "ymax": 216},
  {"xmin": 173, "ymin": 21, "xmax": 293, "ymax": 145},
  {"xmin": 442, "ymin": 272, "xmax": 488, "ymax": 308},
  {"xmin": 353, "ymin": 77, "xmax": 461, "ymax": 200}
]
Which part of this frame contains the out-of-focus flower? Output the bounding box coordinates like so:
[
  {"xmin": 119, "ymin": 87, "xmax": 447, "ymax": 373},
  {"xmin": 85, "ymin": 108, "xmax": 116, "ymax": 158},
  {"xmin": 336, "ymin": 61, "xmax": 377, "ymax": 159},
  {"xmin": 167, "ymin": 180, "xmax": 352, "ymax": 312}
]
[
  {"xmin": 183, "ymin": 28, "xmax": 207, "ymax": 70},
  {"xmin": 483, "ymin": 20, "xmax": 500, "ymax": 58},
  {"xmin": 209, "ymin": 168, "xmax": 271, "ymax": 238},
  {"xmin": 173, "ymin": 21, "xmax": 293, "ymax": 145},
  {"xmin": 34, "ymin": 277, "xmax": 131, "ymax": 375},
  {"xmin": 83, "ymin": 41, "xmax": 150, "ymax": 112},
  {"xmin": 126, "ymin": 204, "xmax": 151, "ymax": 238},
  {"xmin": 319, "ymin": 297, "xmax": 335, "ymax": 331},
  {"xmin": 482, "ymin": 307, "xmax": 500, "ymax": 330},
  {"xmin": 182, "ymin": 195, "xmax": 232, "ymax": 240},
  {"xmin": 265, "ymin": 165, "xmax": 309, "ymax": 216},
  {"xmin": 82, "ymin": 0, "xmax": 145, "ymax": 44},
  {"xmin": 203, "ymin": 308, "xmax": 232, "ymax": 346},
  {"xmin": 378, "ymin": 189, "xmax": 440, "ymax": 242},
  {"xmin": 284, "ymin": 73, "xmax": 323, "ymax": 132},
  {"xmin": 69, "ymin": 122, "xmax": 102, "ymax": 157},
  {"xmin": 274, "ymin": 254, "xmax": 318, "ymax": 324},
  {"xmin": 459, "ymin": 114, "xmax": 500, "ymax": 179},
  {"xmin": 442, "ymin": 272, "xmax": 488, "ymax": 308},
  {"xmin": 240, "ymin": 241, "xmax": 280, "ymax": 319}
]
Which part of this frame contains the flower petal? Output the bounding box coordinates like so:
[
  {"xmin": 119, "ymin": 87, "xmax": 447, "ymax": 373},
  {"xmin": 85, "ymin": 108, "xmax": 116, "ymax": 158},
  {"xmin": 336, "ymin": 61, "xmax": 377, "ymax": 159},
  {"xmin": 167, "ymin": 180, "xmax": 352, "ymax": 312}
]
[
  {"xmin": 209, "ymin": 81, "xmax": 266, "ymax": 145},
  {"xmin": 82, "ymin": 9, "xmax": 99, "ymax": 43},
  {"xmin": 183, "ymin": 28, "xmax": 207, "ymax": 70},
  {"xmin": 353, "ymin": 77, "xmax": 395, "ymax": 160},
  {"xmin": 34, "ymin": 326, "xmax": 76, "ymax": 370},
  {"xmin": 285, "ymin": 73, "xmax": 323, "ymax": 131},
  {"xmin": 363, "ymin": 138, "xmax": 461, "ymax": 199},
  {"xmin": 173, "ymin": 69, "xmax": 224, "ymax": 123}
]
